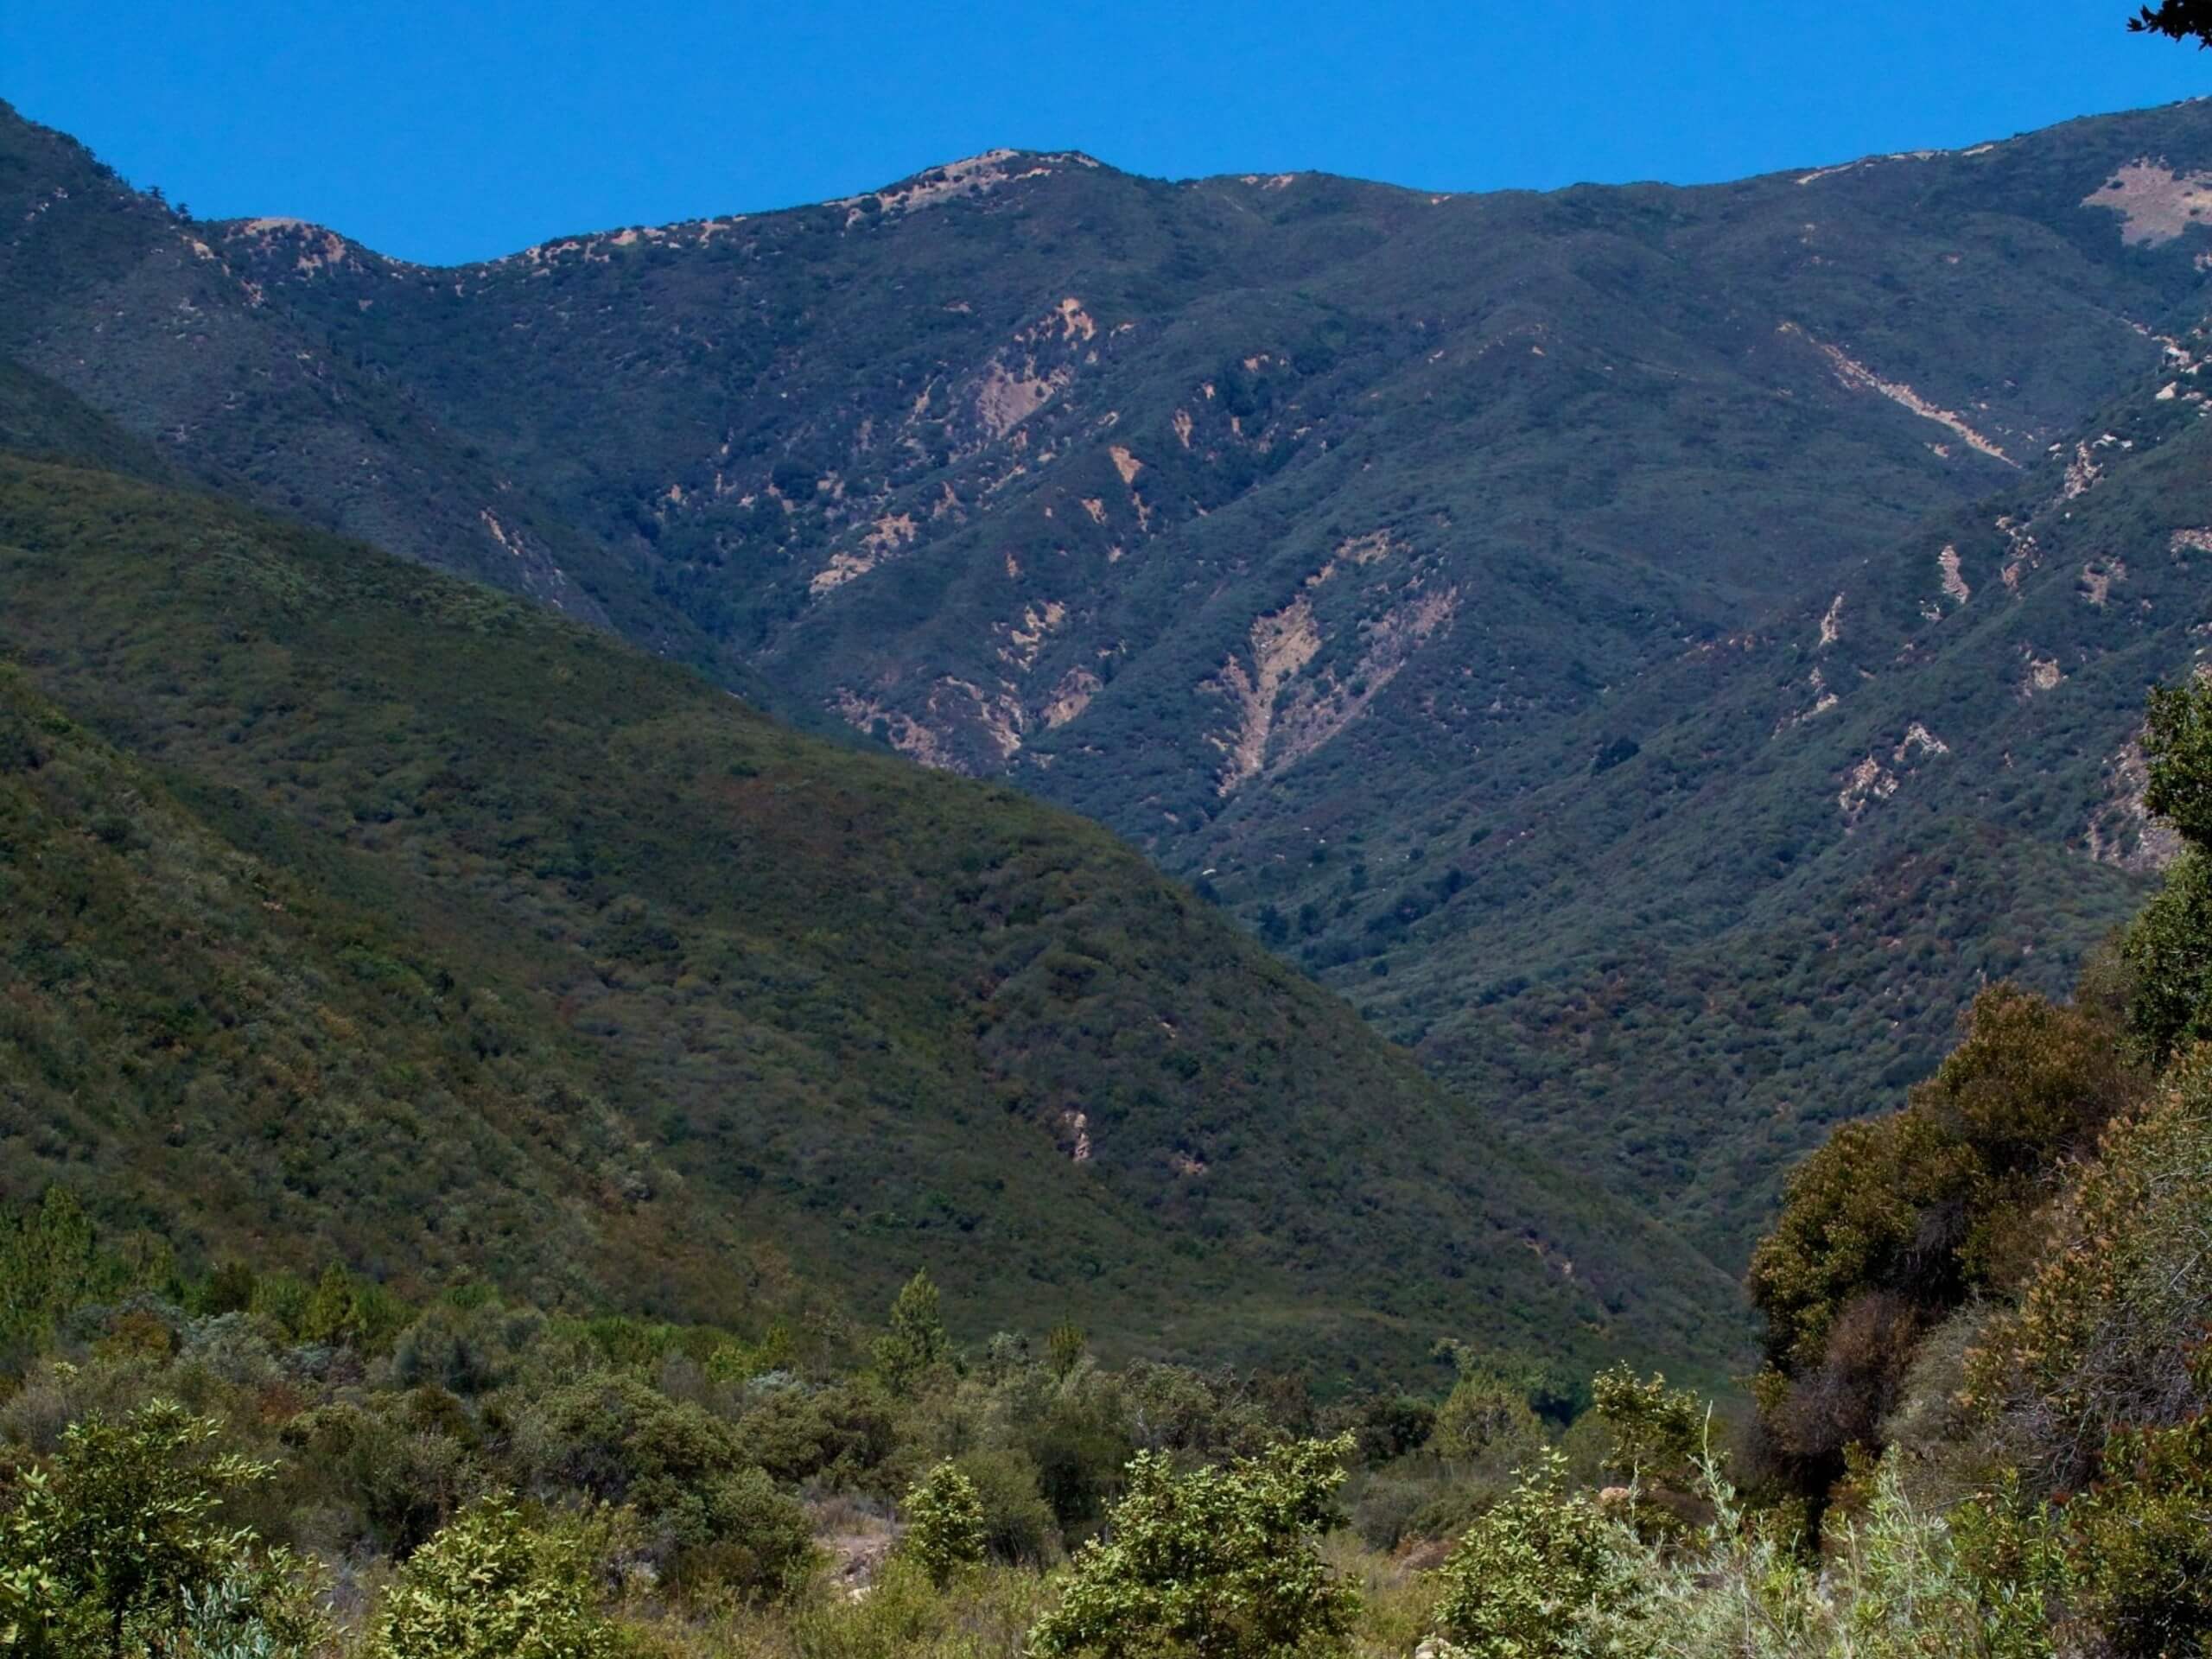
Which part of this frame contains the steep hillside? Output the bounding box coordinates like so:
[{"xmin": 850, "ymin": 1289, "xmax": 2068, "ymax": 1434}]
[
  {"xmin": 1317, "ymin": 325, "xmax": 2212, "ymax": 1254},
  {"xmin": 11, "ymin": 95, "xmax": 2212, "ymax": 1258},
  {"xmin": 0, "ymin": 448, "xmax": 1745, "ymax": 1381}
]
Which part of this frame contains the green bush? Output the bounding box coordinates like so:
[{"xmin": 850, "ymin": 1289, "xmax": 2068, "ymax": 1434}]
[
  {"xmin": 1029, "ymin": 1436, "xmax": 1358, "ymax": 1659},
  {"xmin": 2063, "ymin": 1375, "xmax": 2212, "ymax": 1656},
  {"xmin": 1433, "ymin": 1449, "xmax": 1647, "ymax": 1659},
  {"xmin": 370, "ymin": 1498, "xmax": 616, "ymax": 1659},
  {"xmin": 518, "ymin": 1373, "xmax": 810, "ymax": 1599},
  {"xmin": 899, "ymin": 1461, "xmax": 985, "ymax": 1586},
  {"xmin": 0, "ymin": 1398, "xmax": 285, "ymax": 1659}
]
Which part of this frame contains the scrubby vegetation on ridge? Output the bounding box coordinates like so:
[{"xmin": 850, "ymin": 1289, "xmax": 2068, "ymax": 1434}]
[
  {"xmin": 6, "ymin": 672, "xmax": 2212, "ymax": 1655},
  {"xmin": 0, "ymin": 444, "xmax": 1745, "ymax": 1381}
]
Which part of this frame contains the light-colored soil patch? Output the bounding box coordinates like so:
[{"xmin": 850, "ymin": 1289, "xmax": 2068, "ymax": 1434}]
[
  {"xmin": 2020, "ymin": 649, "xmax": 2063, "ymax": 696},
  {"xmin": 1268, "ymin": 588, "xmax": 1459, "ymax": 773},
  {"xmin": 834, "ymin": 149, "xmax": 1096, "ymax": 219},
  {"xmin": 1817, "ymin": 592, "xmax": 1845, "ymax": 648},
  {"xmin": 1779, "ymin": 668, "xmax": 1840, "ymax": 730},
  {"xmin": 2084, "ymin": 737, "xmax": 2185, "ymax": 872},
  {"xmin": 2080, "ymin": 559, "xmax": 2126, "ymax": 607},
  {"xmin": 2082, "ymin": 158, "xmax": 2212, "ymax": 246},
  {"xmin": 232, "ymin": 217, "xmax": 355, "ymax": 276},
  {"xmin": 1109, "ymin": 445, "xmax": 1143, "ymax": 486},
  {"xmin": 1796, "ymin": 148, "xmax": 1945, "ymax": 187},
  {"xmin": 1937, "ymin": 545, "xmax": 1971, "ymax": 607},
  {"xmin": 1001, "ymin": 601, "xmax": 1067, "ymax": 672},
  {"xmin": 2063, "ymin": 442, "xmax": 2102, "ymax": 500},
  {"xmin": 1837, "ymin": 755, "xmax": 1900, "ymax": 822},
  {"xmin": 975, "ymin": 359, "xmax": 1071, "ymax": 437},
  {"xmin": 834, "ymin": 690, "xmax": 957, "ymax": 769},
  {"xmin": 1054, "ymin": 297, "xmax": 1096, "ymax": 341},
  {"xmin": 1781, "ymin": 323, "xmax": 2013, "ymax": 463},
  {"xmin": 810, "ymin": 513, "xmax": 918, "ymax": 595},
  {"xmin": 1894, "ymin": 722, "xmax": 1950, "ymax": 762},
  {"xmin": 1997, "ymin": 516, "xmax": 2040, "ymax": 592},
  {"xmin": 1041, "ymin": 667, "xmax": 1102, "ymax": 728},
  {"xmin": 1209, "ymin": 597, "xmax": 1323, "ymax": 793}
]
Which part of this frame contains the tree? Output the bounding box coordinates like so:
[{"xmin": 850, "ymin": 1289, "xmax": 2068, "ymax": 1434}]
[
  {"xmin": 872, "ymin": 1269, "xmax": 950, "ymax": 1394},
  {"xmin": 2131, "ymin": 1, "xmax": 2212, "ymax": 47},
  {"xmin": 1028, "ymin": 1436, "xmax": 1357, "ymax": 1659},
  {"xmin": 1592, "ymin": 1367, "xmax": 1712, "ymax": 1537},
  {"xmin": 1046, "ymin": 1317, "xmax": 1087, "ymax": 1382},
  {"xmin": 1431, "ymin": 1374, "xmax": 1545, "ymax": 1466}
]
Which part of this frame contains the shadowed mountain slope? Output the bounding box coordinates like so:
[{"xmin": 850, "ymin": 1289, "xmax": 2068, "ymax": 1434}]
[{"xmin": 0, "ymin": 442, "xmax": 1747, "ymax": 1381}]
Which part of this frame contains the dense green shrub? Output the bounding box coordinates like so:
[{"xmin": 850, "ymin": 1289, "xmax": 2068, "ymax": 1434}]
[
  {"xmin": 517, "ymin": 1374, "xmax": 809, "ymax": 1599},
  {"xmin": 1432, "ymin": 1450, "xmax": 1646, "ymax": 1659},
  {"xmin": 0, "ymin": 1399, "xmax": 301, "ymax": 1659},
  {"xmin": 1028, "ymin": 1436, "xmax": 1357, "ymax": 1658},
  {"xmin": 369, "ymin": 1499, "xmax": 616, "ymax": 1659},
  {"xmin": 898, "ymin": 1461, "xmax": 986, "ymax": 1586}
]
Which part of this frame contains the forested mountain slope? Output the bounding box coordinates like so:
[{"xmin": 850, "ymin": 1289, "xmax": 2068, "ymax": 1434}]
[
  {"xmin": 0, "ymin": 445, "xmax": 1744, "ymax": 1381},
  {"xmin": 10, "ymin": 95, "xmax": 2212, "ymax": 1256}
]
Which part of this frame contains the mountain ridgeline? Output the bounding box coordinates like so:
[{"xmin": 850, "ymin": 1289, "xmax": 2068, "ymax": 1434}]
[{"xmin": 9, "ymin": 93, "xmax": 2212, "ymax": 1351}]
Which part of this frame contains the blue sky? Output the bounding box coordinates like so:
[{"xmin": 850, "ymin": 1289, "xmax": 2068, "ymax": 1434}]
[{"xmin": 5, "ymin": 1, "xmax": 2209, "ymax": 264}]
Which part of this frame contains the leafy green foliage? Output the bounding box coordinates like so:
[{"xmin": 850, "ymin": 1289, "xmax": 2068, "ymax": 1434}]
[
  {"xmin": 899, "ymin": 1462, "xmax": 986, "ymax": 1586},
  {"xmin": 2063, "ymin": 1358, "xmax": 2212, "ymax": 1659},
  {"xmin": 1748, "ymin": 981, "xmax": 2138, "ymax": 1487},
  {"xmin": 0, "ymin": 1400, "xmax": 297, "ymax": 1659},
  {"xmin": 872, "ymin": 1273, "xmax": 950, "ymax": 1397},
  {"xmin": 1433, "ymin": 1450, "xmax": 1646, "ymax": 1659},
  {"xmin": 516, "ymin": 1373, "xmax": 811, "ymax": 1599},
  {"xmin": 369, "ymin": 1499, "xmax": 616, "ymax": 1659},
  {"xmin": 1028, "ymin": 1436, "xmax": 1357, "ymax": 1658},
  {"xmin": 1966, "ymin": 1047, "xmax": 2212, "ymax": 1484}
]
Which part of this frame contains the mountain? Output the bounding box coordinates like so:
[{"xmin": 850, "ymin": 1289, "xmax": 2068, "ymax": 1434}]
[
  {"xmin": 0, "ymin": 435, "xmax": 1746, "ymax": 1382},
  {"xmin": 8, "ymin": 95, "xmax": 2212, "ymax": 1264}
]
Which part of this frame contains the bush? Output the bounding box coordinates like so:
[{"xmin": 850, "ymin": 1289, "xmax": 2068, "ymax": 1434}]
[
  {"xmin": 2062, "ymin": 1365, "xmax": 2212, "ymax": 1656},
  {"xmin": 518, "ymin": 1372, "xmax": 809, "ymax": 1598},
  {"xmin": 370, "ymin": 1497, "xmax": 617, "ymax": 1659},
  {"xmin": 899, "ymin": 1461, "xmax": 985, "ymax": 1586},
  {"xmin": 1432, "ymin": 1449, "xmax": 1647, "ymax": 1659},
  {"xmin": 1028, "ymin": 1436, "xmax": 1358, "ymax": 1659},
  {"xmin": 0, "ymin": 1397, "xmax": 283, "ymax": 1656},
  {"xmin": 954, "ymin": 1446, "xmax": 1056, "ymax": 1566}
]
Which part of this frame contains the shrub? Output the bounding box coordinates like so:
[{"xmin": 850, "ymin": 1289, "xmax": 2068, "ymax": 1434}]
[
  {"xmin": 1967, "ymin": 1052, "xmax": 2212, "ymax": 1485},
  {"xmin": 1028, "ymin": 1435, "xmax": 1358, "ymax": 1658},
  {"xmin": 953, "ymin": 1446, "xmax": 1056, "ymax": 1566},
  {"xmin": 370, "ymin": 1497, "xmax": 616, "ymax": 1659},
  {"xmin": 0, "ymin": 1397, "xmax": 280, "ymax": 1657},
  {"xmin": 1432, "ymin": 1449, "xmax": 1647, "ymax": 1659},
  {"xmin": 2061, "ymin": 1362, "xmax": 2212, "ymax": 1657},
  {"xmin": 899, "ymin": 1461, "xmax": 985, "ymax": 1586},
  {"xmin": 518, "ymin": 1373, "xmax": 809, "ymax": 1599}
]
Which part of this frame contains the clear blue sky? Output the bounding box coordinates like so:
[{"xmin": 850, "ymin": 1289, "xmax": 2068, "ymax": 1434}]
[{"xmin": 5, "ymin": 1, "xmax": 2209, "ymax": 265}]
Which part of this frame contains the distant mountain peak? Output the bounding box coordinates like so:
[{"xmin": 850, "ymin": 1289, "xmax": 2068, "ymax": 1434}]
[{"xmin": 835, "ymin": 147, "xmax": 1105, "ymax": 219}]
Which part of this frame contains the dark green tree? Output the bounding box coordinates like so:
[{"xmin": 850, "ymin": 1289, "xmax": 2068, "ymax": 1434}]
[
  {"xmin": 2131, "ymin": 1, "xmax": 2212, "ymax": 46},
  {"xmin": 872, "ymin": 1269, "xmax": 950, "ymax": 1394}
]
